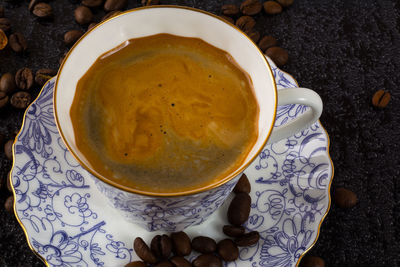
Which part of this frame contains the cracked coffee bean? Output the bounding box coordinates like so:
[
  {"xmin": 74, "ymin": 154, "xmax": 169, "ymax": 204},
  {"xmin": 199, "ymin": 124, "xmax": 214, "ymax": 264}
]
[
  {"xmin": 142, "ymin": 0, "xmax": 160, "ymax": 6},
  {"xmin": 217, "ymin": 239, "xmax": 239, "ymax": 262},
  {"xmin": 300, "ymin": 255, "xmax": 325, "ymax": 267},
  {"xmin": 220, "ymin": 15, "xmax": 234, "ymax": 24},
  {"xmin": 4, "ymin": 195, "xmax": 14, "ymax": 213},
  {"xmin": 0, "ymin": 18, "xmax": 11, "ymax": 32},
  {"xmin": 0, "ymin": 73, "xmax": 17, "ymax": 94},
  {"xmin": 258, "ymin": 35, "xmax": 278, "ymax": 51},
  {"xmin": 240, "ymin": 0, "xmax": 262, "ymax": 16},
  {"xmin": 236, "ymin": 16, "xmax": 256, "ymax": 32},
  {"xmin": 264, "ymin": 1, "xmax": 283, "ymax": 15},
  {"xmin": 0, "ymin": 91, "xmax": 9, "ymax": 108},
  {"xmin": 228, "ymin": 192, "xmax": 251, "ymax": 226},
  {"xmin": 15, "ymin": 68, "xmax": 34, "ymax": 90},
  {"xmin": 124, "ymin": 261, "xmax": 147, "ymax": 267},
  {"xmin": 372, "ymin": 89, "xmax": 391, "ymax": 108},
  {"xmin": 104, "ymin": 0, "xmax": 127, "ymax": 12},
  {"xmin": 221, "ymin": 4, "xmax": 239, "ymax": 17},
  {"xmin": 154, "ymin": 261, "xmax": 173, "ymax": 267},
  {"xmin": 277, "ymin": 0, "xmax": 294, "ymax": 7},
  {"xmin": 150, "ymin": 234, "xmax": 172, "ymax": 260},
  {"xmin": 265, "ymin": 46, "xmax": 288, "ymax": 66},
  {"xmin": 170, "ymin": 231, "xmax": 191, "ymax": 256},
  {"xmin": 192, "ymin": 254, "xmax": 222, "ymax": 267},
  {"xmin": 134, "ymin": 237, "xmax": 157, "ymax": 264},
  {"xmin": 4, "ymin": 139, "xmax": 13, "ymax": 160},
  {"xmin": 32, "ymin": 3, "xmax": 53, "ymax": 18},
  {"xmin": 10, "ymin": 91, "xmax": 31, "ymax": 109},
  {"xmin": 9, "ymin": 32, "xmax": 28, "ymax": 53},
  {"xmin": 334, "ymin": 187, "xmax": 358, "ymax": 208},
  {"xmin": 169, "ymin": 256, "xmax": 191, "ymax": 267},
  {"xmin": 64, "ymin": 30, "xmax": 84, "ymax": 46},
  {"xmin": 233, "ymin": 173, "xmax": 251, "ymax": 194},
  {"xmin": 191, "ymin": 236, "xmax": 217, "ymax": 254},
  {"xmin": 75, "ymin": 6, "xmax": 93, "ymax": 25},
  {"xmin": 82, "ymin": 0, "xmax": 103, "ymax": 8},
  {"xmin": 223, "ymin": 225, "xmax": 245, "ymax": 237},
  {"xmin": 35, "ymin": 69, "xmax": 57, "ymax": 86},
  {"xmin": 235, "ymin": 231, "xmax": 260, "ymax": 247}
]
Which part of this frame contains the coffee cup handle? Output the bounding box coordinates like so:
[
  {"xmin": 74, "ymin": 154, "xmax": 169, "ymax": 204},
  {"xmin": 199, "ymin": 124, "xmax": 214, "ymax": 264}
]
[{"xmin": 267, "ymin": 87, "xmax": 323, "ymax": 144}]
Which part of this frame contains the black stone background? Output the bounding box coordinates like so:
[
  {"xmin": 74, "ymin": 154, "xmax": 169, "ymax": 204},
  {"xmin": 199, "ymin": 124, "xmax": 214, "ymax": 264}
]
[{"xmin": 0, "ymin": 0, "xmax": 399, "ymax": 266}]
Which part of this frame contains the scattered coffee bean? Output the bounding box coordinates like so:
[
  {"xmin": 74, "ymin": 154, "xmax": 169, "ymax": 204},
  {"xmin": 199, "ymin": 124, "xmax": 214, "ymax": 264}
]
[
  {"xmin": 88, "ymin": 22, "xmax": 97, "ymax": 31},
  {"xmin": 265, "ymin": 46, "xmax": 288, "ymax": 66},
  {"xmin": 104, "ymin": 0, "xmax": 127, "ymax": 12},
  {"xmin": 0, "ymin": 18, "xmax": 11, "ymax": 32},
  {"xmin": 0, "ymin": 91, "xmax": 9, "ymax": 108},
  {"xmin": 228, "ymin": 192, "xmax": 251, "ymax": 226},
  {"xmin": 234, "ymin": 231, "xmax": 260, "ymax": 246},
  {"xmin": 9, "ymin": 32, "xmax": 28, "ymax": 53},
  {"xmin": 217, "ymin": 239, "xmax": 239, "ymax": 262},
  {"xmin": 170, "ymin": 231, "xmax": 191, "ymax": 256},
  {"xmin": 236, "ymin": 16, "xmax": 256, "ymax": 32},
  {"xmin": 134, "ymin": 237, "xmax": 157, "ymax": 264},
  {"xmin": 246, "ymin": 29, "xmax": 260, "ymax": 43},
  {"xmin": 142, "ymin": 0, "xmax": 160, "ymax": 6},
  {"xmin": 300, "ymin": 255, "xmax": 325, "ymax": 267},
  {"xmin": 277, "ymin": 0, "xmax": 294, "ymax": 7},
  {"xmin": 263, "ymin": 1, "xmax": 282, "ymax": 15},
  {"xmin": 220, "ymin": 15, "xmax": 234, "ymax": 24},
  {"xmin": 32, "ymin": 3, "xmax": 53, "ymax": 18},
  {"xmin": 169, "ymin": 256, "xmax": 191, "ymax": 267},
  {"xmin": 124, "ymin": 261, "xmax": 147, "ymax": 267},
  {"xmin": 4, "ymin": 195, "xmax": 14, "ymax": 213},
  {"xmin": 221, "ymin": 4, "xmax": 239, "ymax": 17},
  {"xmin": 372, "ymin": 89, "xmax": 391, "ymax": 108},
  {"xmin": 233, "ymin": 173, "xmax": 251, "ymax": 194},
  {"xmin": 191, "ymin": 236, "xmax": 217, "ymax": 254},
  {"xmin": 0, "ymin": 73, "xmax": 17, "ymax": 94},
  {"xmin": 35, "ymin": 69, "xmax": 57, "ymax": 86},
  {"xmin": 192, "ymin": 254, "xmax": 222, "ymax": 267},
  {"xmin": 28, "ymin": 0, "xmax": 39, "ymax": 12},
  {"xmin": 75, "ymin": 6, "xmax": 93, "ymax": 25},
  {"xmin": 0, "ymin": 29, "xmax": 7, "ymax": 50},
  {"xmin": 154, "ymin": 261, "xmax": 173, "ymax": 267},
  {"xmin": 4, "ymin": 139, "xmax": 13, "ymax": 160},
  {"xmin": 15, "ymin": 68, "xmax": 34, "ymax": 90},
  {"xmin": 0, "ymin": 6, "xmax": 4, "ymax": 18},
  {"xmin": 334, "ymin": 187, "xmax": 358, "ymax": 208},
  {"xmin": 64, "ymin": 30, "xmax": 84, "ymax": 46},
  {"xmin": 151, "ymin": 234, "xmax": 172, "ymax": 260},
  {"xmin": 223, "ymin": 225, "xmax": 245, "ymax": 237},
  {"xmin": 258, "ymin": 35, "xmax": 278, "ymax": 51},
  {"xmin": 102, "ymin": 10, "xmax": 122, "ymax": 21},
  {"xmin": 10, "ymin": 91, "xmax": 31, "ymax": 109},
  {"xmin": 7, "ymin": 171, "xmax": 12, "ymax": 192},
  {"xmin": 82, "ymin": 0, "xmax": 103, "ymax": 8},
  {"xmin": 240, "ymin": 0, "xmax": 262, "ymax": 16}
]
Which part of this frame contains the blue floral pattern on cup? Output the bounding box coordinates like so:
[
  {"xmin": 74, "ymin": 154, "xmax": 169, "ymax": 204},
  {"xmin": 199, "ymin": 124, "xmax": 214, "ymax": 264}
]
[{"xmin": 11, "ymin": 58, "xmax": 332, "ymax": 266}]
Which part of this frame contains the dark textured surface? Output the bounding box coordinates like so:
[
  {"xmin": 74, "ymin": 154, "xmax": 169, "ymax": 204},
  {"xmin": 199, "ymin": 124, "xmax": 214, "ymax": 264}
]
[{"xmin": 0, "ymin": 0, "xmax": 399, "ymax": 266}]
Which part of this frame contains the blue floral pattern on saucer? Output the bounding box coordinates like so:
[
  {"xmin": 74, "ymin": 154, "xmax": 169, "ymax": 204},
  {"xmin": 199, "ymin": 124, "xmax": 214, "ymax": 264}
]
[{"xmin": 11, "ymin": 58, "xmax": 333, "ymax": 267}]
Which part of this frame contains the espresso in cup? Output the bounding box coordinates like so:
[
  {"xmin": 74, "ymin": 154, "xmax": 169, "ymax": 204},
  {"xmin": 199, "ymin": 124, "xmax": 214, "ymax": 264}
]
[{"xmin": 70, "ymin": 33, "xmax": 259, "ymax": 194}]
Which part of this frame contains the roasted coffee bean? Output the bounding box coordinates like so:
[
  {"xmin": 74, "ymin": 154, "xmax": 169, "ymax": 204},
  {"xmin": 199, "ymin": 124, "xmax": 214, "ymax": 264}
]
[
  {"xmin": 28, "ymin": 0, "xmax": 39, "ymax": 12},
  {"xmin": 0, "ymin": 18, "xmax": 11, "ymax": 32},
  {"xmin": 32, "ymin": 3, "xmax": 53, "ymax": 18},
  {"xmin": 236, "ymin": 16, "xmax": 256, "ymax": 32},
  {"xmin": 134, "ymin": 237, "xmax": 157, "ymax": 264},
  {"xmin": 246, "ymin": 29, "xmax": 260, "ymax": 43},
  {"xmin": 258, "ymin": 35, "xmax": 278, "ymax": 51},
  {"xmin": 151, "ymin": 234, "xmax": 172, "ymax": 259},
  {"xmin": 88, "ymin": 22, "xmax": 97, "ymax": 31},
  {"xmin": 102, "ymin": 10, "xmax": 122, "ymax": 21},
  {"xmin": 228, "ymin": 192, "xmax": 251, "ymax": 226},
  {"xmin": 220, "ymin": 15, "xmax": 234, "ymax": 24},
  {"xmin": 4, "ymin": 195, "xmax": 14, "ymax": 213},
  {"xmin": 263, "ymin": 1, "xmax": 282, "ymax": 15},
  {"xmin": 75, "ymin": 6, "xmax": 93, "ymax": 25},
  {"xmin": 15, "ymin": 68, "xmax": 34, "ymax": 90},
  {"xmin": 233, "ymin": 174, "xmax": 251, "ymax": 194},
  {"xmin": 217, "ymin": 239, "xmax": 239, "ymax": 261},
  {"xmin": 9, "ymin": 32, "xmax": 28, "ymax": 53},
  {"xmin": 240, "ymin": 0, "xmax": 262, "ymax": 16},
  {"xmin": 235, "ymin": 231, "xmax": 260, "ymax": 246},
  {"xmin": 7, "ymin": 171, "xmax": 12, "ymax": 192},
  {"xmin": 192, "ymin": 254, "xmax": 222, "ymax": 267},
  {"xmin": 35, "ymin": 69, "xmax": 57, "ymax": 86},
  {"xmin": 170, "ymin": 231, "xmax": 191, "ymax": 256},
  {"xmin": 265, "ymin": 46, "xmax": 288, "ymax": 66},
  {"xmin": 10, "ymin": 91, "xmax": 31, "ymax": 109},
  {"xmin": 223, "ymin": 225, "xmax": 245, "ymax": 237},
  {"xmin": 300, "ymin": 255, "xmax": 325, "ymax": 267},
  {"xmin": 104, "ymin": 0, "xmax": 127, "ymax": 12},
  {"xmin": 142, "ymin": 0, "xmax": 159, "ymax": 6},
  {"xmin": 64, "ymin": 30, "xmax": 84, "ymax": 46},
  {"xmin": 334, "ymin": 187, "xmax": 358, "ymax": 208},
  {"xmin": 191, "ymin": 236, "xmax": 217, "ymax": 254},
  {"xmin": 0, "ymin": 29, "xmax": 7, "ymax": 50},
  {"xmin": 221, "ymin": 4, "xmax": 239, "ymax": 17},
  {"xmin": 0, "ymin": 6, "xmax": 4, "ymax": 17},
  {"xmin": 154, "ymin": 261, "xmax": 173, "ymax": 267},
  {"xmin": 0, "ymin": 73, "xmax": 17, "ymax": 94},
  {"xmin": 82, "ymin": 0, "xmax": 103, "ymax": 8},
  {"xmin": 0, "ymin": 91, "xmax": 8, "ymax": 108},
  {"xmin": 372, "ymin": 89, "xmax": 391, "ymax": 108},
  {"xmin": 277, "ymin": 0, "xmax": 294, "ymax": 7},
  {"xmin": 4, "ymin": 139, "xmax": 13, "ymax": 160},
  {"xmin": 169, "ymin": 256, "xmax": 191, "ymax": 267},
  {"xmin": 124, "ymin": 261, "xmax": 147, "ymax": 267}
]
